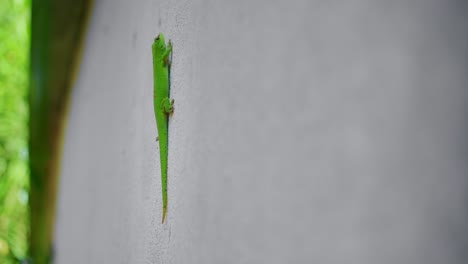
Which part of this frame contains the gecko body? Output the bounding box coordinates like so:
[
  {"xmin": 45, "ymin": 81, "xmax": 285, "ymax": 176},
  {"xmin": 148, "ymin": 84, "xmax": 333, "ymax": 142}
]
[{"xmin": 152, "ymin": 33, "xmax": 173, "ymax": 224}]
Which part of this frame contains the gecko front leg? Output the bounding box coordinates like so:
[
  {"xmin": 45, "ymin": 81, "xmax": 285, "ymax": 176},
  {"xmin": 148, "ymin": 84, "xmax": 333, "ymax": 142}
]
[{"xmin": 163, "ymin": 41, "xmax": 172, "ymax": 66}]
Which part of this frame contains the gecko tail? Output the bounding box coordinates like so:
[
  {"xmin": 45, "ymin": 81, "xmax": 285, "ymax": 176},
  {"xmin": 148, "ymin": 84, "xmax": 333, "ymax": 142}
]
[{"xmin": 162, "ymin": 208, "xmax": 167, "ymax": 224}]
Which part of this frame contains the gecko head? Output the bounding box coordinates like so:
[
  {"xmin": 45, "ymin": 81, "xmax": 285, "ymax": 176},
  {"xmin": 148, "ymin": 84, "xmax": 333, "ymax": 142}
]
[{"xmin": 152, "ymin": 33, "xmax": 166, "ymax": 51}]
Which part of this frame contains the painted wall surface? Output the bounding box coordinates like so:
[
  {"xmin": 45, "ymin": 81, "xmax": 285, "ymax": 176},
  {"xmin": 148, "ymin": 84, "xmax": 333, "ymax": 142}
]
[{"xmin": 54, "ymin": 1, "xmax": 468, "ymax": 263}]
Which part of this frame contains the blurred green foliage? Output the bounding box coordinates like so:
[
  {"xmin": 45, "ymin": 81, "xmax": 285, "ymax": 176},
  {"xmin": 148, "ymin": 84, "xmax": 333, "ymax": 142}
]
[{"xmin": 0, "ymin": 0, "xmax": 31, "ymax": 262}]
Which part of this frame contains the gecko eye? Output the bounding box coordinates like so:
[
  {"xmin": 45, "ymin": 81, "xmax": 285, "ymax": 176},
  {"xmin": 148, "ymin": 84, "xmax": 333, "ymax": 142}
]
[{"xmin": 155, "ymin": 34, "xmax": 160, "ymax": 40}]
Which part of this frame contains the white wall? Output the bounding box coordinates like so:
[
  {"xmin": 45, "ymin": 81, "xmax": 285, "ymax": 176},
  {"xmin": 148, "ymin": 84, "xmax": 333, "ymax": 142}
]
[{"xmin": 55, "ymin": 1, "xmax": 468, "ymax": 263}]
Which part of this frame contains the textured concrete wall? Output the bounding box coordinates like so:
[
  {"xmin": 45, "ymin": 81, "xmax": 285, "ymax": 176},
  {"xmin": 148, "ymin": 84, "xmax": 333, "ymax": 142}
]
[{"xmin": 54, "ymin": 1, "xmax": 468, "ymax": 263}]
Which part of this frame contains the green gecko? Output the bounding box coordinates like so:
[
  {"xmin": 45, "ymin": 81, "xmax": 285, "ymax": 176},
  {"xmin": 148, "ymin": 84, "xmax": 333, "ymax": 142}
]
[{"xmin": 152, "ymin": 33, "xmax": 174, "ymax": 224}]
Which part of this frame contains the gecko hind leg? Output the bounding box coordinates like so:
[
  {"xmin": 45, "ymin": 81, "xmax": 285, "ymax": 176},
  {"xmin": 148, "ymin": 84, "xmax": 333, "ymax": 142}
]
[{"xmin": 161, "ymin": 97, "xmax": 174, "ymax": 114}]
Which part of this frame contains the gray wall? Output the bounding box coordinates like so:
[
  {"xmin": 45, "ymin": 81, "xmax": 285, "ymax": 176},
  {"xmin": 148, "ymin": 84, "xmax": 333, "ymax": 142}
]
[{"xmin": 54, "ymin": 1, "xmax": 468, "ymax": 263}]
